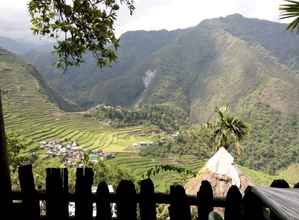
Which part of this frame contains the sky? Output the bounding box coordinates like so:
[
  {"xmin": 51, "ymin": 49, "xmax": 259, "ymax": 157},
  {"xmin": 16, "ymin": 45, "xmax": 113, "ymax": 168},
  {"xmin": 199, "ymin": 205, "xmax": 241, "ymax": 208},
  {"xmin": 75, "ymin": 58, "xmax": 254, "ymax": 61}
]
[{"xmin": 0, "ymin": 0, "xmax": 286, "ymax": 41}]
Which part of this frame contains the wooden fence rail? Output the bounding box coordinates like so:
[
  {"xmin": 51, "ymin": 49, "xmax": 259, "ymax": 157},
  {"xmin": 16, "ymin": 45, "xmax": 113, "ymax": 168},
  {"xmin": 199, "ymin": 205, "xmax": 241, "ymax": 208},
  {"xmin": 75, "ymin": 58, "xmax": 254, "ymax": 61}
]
[{"xmin": 4, "ymin": 165, "xmax": 268, "ymax": 220}]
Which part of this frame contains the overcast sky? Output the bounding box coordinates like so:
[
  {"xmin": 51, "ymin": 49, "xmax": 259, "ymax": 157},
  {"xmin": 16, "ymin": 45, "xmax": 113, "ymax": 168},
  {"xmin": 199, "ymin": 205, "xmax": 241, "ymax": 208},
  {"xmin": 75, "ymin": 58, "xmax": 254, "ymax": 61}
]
[{"xmin": 0, "ymin": 0, "xmax": 285, "ymax": 41}]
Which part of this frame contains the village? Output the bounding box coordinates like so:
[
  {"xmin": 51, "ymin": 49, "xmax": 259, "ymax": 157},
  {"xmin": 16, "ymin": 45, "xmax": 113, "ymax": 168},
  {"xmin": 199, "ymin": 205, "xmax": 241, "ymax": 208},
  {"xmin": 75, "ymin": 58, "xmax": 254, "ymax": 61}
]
[{"xmin": 39, "ymin": 140, "xmax": 115, "ymax": 166}]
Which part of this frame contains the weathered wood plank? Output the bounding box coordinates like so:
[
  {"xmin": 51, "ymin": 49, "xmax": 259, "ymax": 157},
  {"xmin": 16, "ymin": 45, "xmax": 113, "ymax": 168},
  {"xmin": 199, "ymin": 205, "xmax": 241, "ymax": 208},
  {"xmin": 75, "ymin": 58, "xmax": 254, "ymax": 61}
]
[
  {"xmin": 169, "ymin": 185, "xmax": 191, "ymax": 220},
  {"xmin": 197, "ymin": 180, "xmax": 213, "ymax": 220},
  {"xmin": 46, "ymin": 168, "xmax": 69, "ymax": 220},
  {"xmin": 75, "ymin": 168, "xmax": 94, "ymax": 220},
  {"xmin": 116, "ymin": 180, "xmax": 137, "ymax": 220},
  {"xmin": 10, "ymin": 191, "xmax": 226, "ymax": 207},
  {"xmin": 18, "ymin": 165, "xmax": 40, "ymax": 220},
  {"xmin": 140, "ymin": 179, "xmax": 156, "ymax": 220},
  {"xmin": 96, "ymin": 181, "xmax": 112, "ymax": 220},
  {"xmin": 0, "ymin": 90, "xmax": 12, "ymax": 217},
  {"xmin": 224, "ymin": 185, "xmax": 241, "ymax": 220}
]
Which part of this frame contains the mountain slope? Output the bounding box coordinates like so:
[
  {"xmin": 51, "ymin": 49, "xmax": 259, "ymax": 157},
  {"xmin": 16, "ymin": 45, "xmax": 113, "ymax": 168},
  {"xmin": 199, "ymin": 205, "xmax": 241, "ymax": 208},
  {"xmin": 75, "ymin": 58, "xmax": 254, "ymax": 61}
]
[
  {"xmin": 206, "ymin": 14, "xmax": 299, "ymax": 73},
  {"xmin": 0, "ymin": 47, "xmax": 73, "ymax": 111},
  {"xmin": 23, "ymin": 30, "xmax": 181, "ymax": 108},
  {"xmin": 0, "ymin": 47, "xmax": 155, "ymax": 153}
]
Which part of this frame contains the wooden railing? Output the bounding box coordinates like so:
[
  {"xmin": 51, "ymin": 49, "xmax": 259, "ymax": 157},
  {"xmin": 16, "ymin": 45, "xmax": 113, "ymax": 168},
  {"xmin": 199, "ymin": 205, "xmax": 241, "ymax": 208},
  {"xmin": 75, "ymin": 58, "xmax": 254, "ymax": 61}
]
[{"xmin": 9, "ymin": 165, "xmax": 266, "ymax": 220}]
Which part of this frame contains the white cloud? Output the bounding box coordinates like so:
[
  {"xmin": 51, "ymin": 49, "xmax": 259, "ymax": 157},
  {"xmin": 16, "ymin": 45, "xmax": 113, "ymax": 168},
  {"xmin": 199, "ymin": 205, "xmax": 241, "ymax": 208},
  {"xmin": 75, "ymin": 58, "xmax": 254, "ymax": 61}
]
[
  {"xmin": 0, "ymin": 0, "xmax": 287, "ymax": 40},
  {"xmin": 0, "ymin": 0, "xmax": 32, "ymax": 39}
]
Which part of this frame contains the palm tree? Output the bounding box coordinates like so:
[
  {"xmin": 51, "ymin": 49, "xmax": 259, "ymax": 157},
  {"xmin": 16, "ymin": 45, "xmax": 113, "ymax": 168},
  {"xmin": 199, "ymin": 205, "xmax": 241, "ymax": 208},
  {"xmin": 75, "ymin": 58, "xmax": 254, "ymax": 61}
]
[
  {"xmin": 280, "ymin": 0, "xmax": 299, "ymax": 31},
  {"xmin": 211, "ymin": 106, "xmax": 249, "ymax": 155}
]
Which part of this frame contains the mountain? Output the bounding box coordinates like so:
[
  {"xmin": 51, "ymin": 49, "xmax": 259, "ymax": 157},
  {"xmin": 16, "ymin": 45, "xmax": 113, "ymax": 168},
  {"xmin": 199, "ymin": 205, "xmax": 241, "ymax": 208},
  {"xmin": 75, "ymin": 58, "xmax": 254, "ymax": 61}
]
[
  {"xmin": 0, "ymin": 47, "xmax": 154, "ymax": 154},
  {"xmin": 22, "ymin": 30, "xmax": 181, "ymax": 108},
  {"xmin": 0, "ymin": 14, "xmax": 298, "ymax": 173},
  {"xmin": 0, "ymin": 37, "xmax": 31, "ymax": 54},
  {"xmin": 0, "ymin": 47, "xmax": 78, "ymax": 111},
  {"xmin": 0, "ymin": 36, "xmax": 48, "ymax": 55},
  {"xmin": 19, "ymin": 14, "xmax": 299, "ymax": 113}
]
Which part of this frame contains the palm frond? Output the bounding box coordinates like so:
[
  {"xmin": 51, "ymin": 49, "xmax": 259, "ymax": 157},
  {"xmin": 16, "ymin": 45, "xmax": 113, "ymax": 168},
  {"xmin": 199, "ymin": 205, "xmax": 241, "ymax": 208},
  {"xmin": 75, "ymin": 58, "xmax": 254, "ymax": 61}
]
[
  {"xmin": 210, "ymin": 105, "xmax": 249, "ymax": 152},
  {"xmin": 280, "ymin": 0, "xmax": 299, "ymax": 31}
]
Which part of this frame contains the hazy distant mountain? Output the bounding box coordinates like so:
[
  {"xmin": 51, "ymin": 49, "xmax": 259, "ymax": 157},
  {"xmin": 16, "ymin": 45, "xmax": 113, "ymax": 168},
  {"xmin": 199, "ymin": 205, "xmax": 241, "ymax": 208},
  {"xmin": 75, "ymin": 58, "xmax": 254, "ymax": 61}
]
[
  {"xmin": 0, "ymin": 37, "xmax": 31, "ymax": 54},
  {"xmin": 0, "ymin": 36, "xmax": 49, "ymax": 55}
]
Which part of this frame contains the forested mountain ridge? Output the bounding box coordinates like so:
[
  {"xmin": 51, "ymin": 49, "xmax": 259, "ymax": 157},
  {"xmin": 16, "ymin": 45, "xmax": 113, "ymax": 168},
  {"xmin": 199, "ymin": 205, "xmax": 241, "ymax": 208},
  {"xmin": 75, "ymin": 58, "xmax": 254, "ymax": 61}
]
[
  {"xmin": 22, "ymin": 30, "xmax": 181, "ymax": 108},
  {"xmin": 12, "ymin": 14, "xmax": 298, "ymax": 116}
]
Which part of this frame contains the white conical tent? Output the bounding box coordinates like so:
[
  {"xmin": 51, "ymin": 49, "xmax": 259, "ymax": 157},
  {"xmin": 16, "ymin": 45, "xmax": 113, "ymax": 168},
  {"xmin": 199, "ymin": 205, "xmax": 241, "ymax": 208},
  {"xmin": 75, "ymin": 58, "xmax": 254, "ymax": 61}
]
[
  {"xmin": 206, "ymin": 147, "xmax": 240, "ymax": 187},
  {"xmin": 184, "ymin": 147, "xmax": 250, "ymax": 197}
]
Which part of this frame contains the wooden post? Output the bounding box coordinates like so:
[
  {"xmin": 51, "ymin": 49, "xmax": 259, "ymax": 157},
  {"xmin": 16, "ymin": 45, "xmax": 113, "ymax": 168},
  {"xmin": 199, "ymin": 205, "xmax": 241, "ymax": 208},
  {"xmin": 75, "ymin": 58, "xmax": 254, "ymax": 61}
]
[
  {"xmin": 18, "ymin": 165, "xmax": 40, "ymax": 220},
  {"xmin": 75, "ymin": 168, "xmax": 94, "ymax": 220},
  {"xmin": 46, "ymin": 168, "xmax": 69, "ymax": 220},
  {"xmin": 96, "ymin": 181, "xmax": 112, "ymax": 220},
  {"xmin": 224, "ymin": 185, "xmax": 242, "ymax": 220},
  {"xmin": 0, "ymin": 90, "xmax": 12, "ymax": 216},
  {"xmin": 116, "ymin": 180, "xmax": 137, "ymax": 220},
  {"xmin": 169, "ymin": 185, "xmax": 191, "ymax": 220},
  {"xmin": 197, "ymin": 180, "xmax": 213, "ymax": 220},
  {"xmin": 140, "ymin": 179, "xmax": 156, "ymax": 220}
]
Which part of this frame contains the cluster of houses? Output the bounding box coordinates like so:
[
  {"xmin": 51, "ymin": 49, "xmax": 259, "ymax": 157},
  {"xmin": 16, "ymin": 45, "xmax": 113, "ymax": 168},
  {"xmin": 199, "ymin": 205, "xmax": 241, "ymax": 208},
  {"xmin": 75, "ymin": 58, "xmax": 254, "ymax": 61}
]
[
  {"xmin": 40, "ymin": 140, "xmax": 84, "ymax": 166},
  {"xmin": 40, "ymin": 140, "xmax": 80, "ymax": 156},
  {"xmin": 39, "ymin": 140, "xmax": 114, "ymax": 166}
]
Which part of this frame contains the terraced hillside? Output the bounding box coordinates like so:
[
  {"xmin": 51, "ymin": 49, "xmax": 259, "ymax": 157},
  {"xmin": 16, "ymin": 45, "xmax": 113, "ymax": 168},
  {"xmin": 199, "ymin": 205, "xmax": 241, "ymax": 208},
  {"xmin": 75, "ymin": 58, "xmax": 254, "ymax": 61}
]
[
  {"xmin": 0, "ymin": 48, "xmax": 156, "ymax": 156},
  {"xmin": 105, "ymin": 152, "xmax": 278, "ymax": 192}
]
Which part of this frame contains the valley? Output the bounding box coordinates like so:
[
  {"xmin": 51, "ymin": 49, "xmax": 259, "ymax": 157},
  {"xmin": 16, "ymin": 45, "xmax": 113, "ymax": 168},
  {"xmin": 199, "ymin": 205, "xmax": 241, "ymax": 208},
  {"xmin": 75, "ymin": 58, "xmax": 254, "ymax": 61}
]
[
  {"xmin": 0, "ymin": 14, "xmax": 299, "ymax": 192},
  {"xmin": 0, "ymin": 47, "xmax": 157, "ymax": 159}
]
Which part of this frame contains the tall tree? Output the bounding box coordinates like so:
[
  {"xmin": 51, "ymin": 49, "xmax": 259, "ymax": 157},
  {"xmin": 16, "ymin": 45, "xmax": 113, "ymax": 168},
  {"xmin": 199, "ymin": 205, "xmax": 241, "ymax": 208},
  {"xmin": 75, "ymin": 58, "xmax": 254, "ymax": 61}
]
[
  {"xmin": 211, "ymin": 106, "xmax": 249, "ymax": 155},
  {"xmin": 28, "ymin": 0, "xmax": 135, "ymax": 68},
  {"xmin": 280, "ymin": 0, "xmax": 299, "ymax": 31}
]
